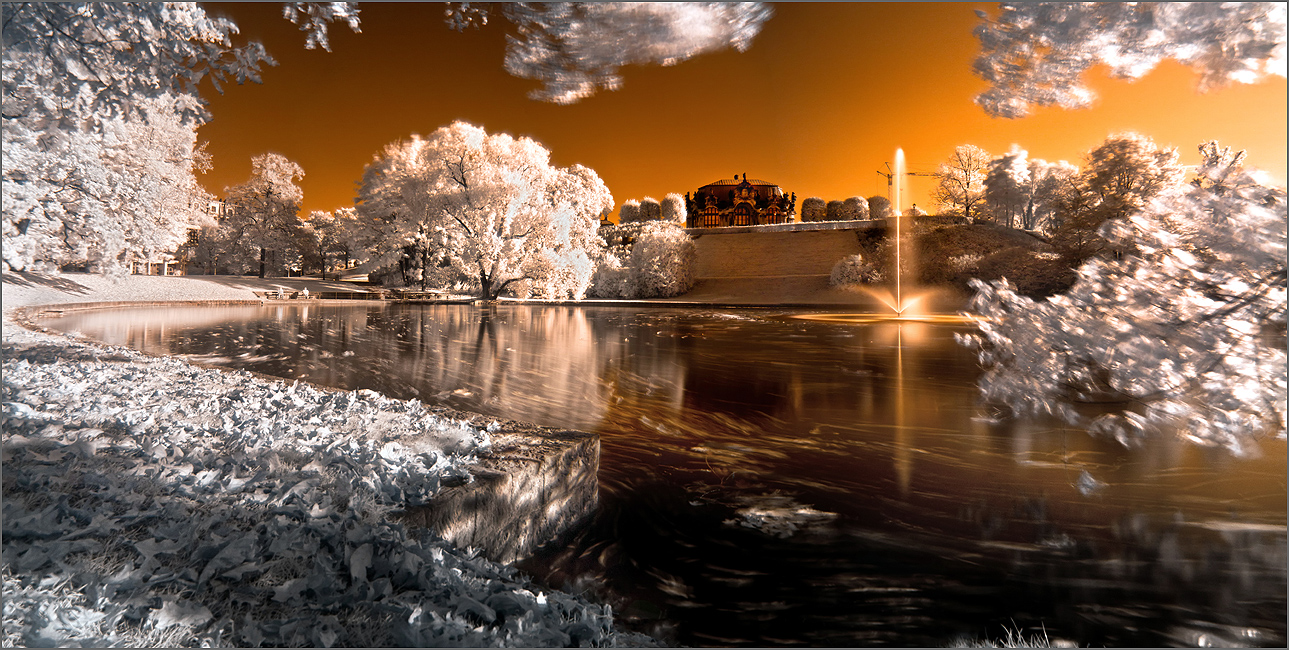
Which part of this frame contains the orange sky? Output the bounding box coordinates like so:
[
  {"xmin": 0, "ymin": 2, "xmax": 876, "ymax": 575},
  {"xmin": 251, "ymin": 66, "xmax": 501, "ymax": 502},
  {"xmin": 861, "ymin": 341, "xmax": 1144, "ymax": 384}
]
[{"xmin": 197, "ymin": 2, "xmax": 1288, "ymax": 218}]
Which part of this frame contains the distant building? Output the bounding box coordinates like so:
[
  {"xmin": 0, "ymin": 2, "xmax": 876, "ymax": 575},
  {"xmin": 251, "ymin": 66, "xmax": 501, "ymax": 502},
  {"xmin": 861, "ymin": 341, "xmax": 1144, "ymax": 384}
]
[{"xmin": 685, "ymin": 173, "xmax": 796, "ymax": 228}]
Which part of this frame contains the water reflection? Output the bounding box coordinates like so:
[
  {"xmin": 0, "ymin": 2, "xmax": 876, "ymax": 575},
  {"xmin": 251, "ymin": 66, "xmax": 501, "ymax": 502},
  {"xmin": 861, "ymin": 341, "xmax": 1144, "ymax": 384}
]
[{"xmin": 40, "ymin": 304, "xmax": 1287, "ymax": 647}]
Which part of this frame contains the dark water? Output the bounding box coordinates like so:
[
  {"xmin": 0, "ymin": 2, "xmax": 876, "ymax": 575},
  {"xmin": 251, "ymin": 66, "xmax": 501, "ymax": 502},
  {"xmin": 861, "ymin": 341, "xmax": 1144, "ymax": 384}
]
[{"xmin": 41, "ymin": 303, "xmax": 1287, "ymax": 647}]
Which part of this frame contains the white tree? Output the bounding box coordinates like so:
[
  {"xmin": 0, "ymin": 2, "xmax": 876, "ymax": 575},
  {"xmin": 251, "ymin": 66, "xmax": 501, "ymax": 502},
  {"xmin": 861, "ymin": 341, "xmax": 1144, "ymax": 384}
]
[
  {"xmin": 1, "ymin": 2, "xmax": 358, "ymax": 274},
  {"xmin": 830, "ymin": 253, "xmax": 883, "ymax": 288},
  {"xmin": 961, "ymin": 144, "xmax": 1286, "ymax": 455},
  {"xmin": 1052, "ymin": 132, "xmax": 1185, "ymax": 262},
  {"xmin": 220, "ymin": 154, "xmax": 308, "ymax": 278},
  {"xmin": 329, "ymin": 206, "xmax": 365, "ymax": 270},
  {"xmin": 973, "ymin": 2, "xmax": 1287, "ymax": 118},
  {"xmin": 2, "ymin": 92, "xmax": 213, "ymax": 274},
  {"xmin": 1079, "ymin": 132, "xmax": 1185, "ymax": 214},
  {"xmin": 984, "ymin": 148, "xmax": 1082, "ymax": 232},
  {"xmin": 355, "ymin": 122, "xmax": 612, "ymax": 300},
  {"xmin": 466, "ymin": 3, "xmax": 774, "ymax": 104},
  {"xmin": 639, "ymin": 197, "xmax": 662, "ymax": 222},
  {"xmin": 301, "ymin": 208, "xmax": 361, "ymax": 279},
  {"xmin": 984, "ymin": 146, "xmax": 1032, "ymax": 229},
  {"xmin": 618, "ymin": 200, "xmax": 642, "ymax": 224},
  {"xmin": 532, "ymin": 162, "xmax": 615, "ymax": 299},
  {"xmin": 1028, "ymin": 159, "xmax": 1080, "ymax": 234},
  {"xmin": 661, "ymin": 193, "xmax": 688, "ymax": 224},
  {"xmin": 283, "ymin": 2, "xmax": 363, "ymax": 51},
  {"xmin": 934, "ymin": 145, "xmax": 992, "ymax": 223}
]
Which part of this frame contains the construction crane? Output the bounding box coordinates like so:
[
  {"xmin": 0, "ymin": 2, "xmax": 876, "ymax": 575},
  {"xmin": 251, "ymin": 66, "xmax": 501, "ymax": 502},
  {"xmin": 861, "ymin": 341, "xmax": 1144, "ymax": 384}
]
[{"xmin": 876, "ymin": 164, "xmax": 938, "ymax": 203}]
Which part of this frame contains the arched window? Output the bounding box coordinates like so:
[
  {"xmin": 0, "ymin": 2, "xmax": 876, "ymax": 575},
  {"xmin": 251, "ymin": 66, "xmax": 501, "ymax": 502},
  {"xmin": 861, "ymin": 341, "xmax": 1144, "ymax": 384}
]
[{"xmin": 703, "ymin": 205, "xmax": 721, "ymax": 227}]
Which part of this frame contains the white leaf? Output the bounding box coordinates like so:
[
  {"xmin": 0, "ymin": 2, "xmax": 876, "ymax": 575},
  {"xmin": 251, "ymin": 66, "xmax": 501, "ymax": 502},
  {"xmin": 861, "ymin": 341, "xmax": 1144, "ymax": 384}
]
[
  {"xmin": 349, "ymin": 543, "xmax": 373, "ymax": 583},
  {"xmin": 152, "ymin": 598, "xmax": 212, "ymax": 630}
]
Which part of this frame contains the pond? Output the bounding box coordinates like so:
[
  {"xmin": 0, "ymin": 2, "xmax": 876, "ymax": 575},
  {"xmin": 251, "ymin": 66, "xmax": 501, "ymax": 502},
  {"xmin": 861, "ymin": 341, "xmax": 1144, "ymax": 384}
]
[{"xmin": 40, "ymin": 303, "xmax": 1287, "ymax": 647}]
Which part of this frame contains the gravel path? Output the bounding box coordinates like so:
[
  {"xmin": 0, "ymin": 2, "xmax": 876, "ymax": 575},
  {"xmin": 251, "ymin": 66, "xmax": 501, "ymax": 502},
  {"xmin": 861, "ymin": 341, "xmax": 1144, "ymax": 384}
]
[{"xmin": 3, "ymin": 272, "xmax": 372, "ymax": 312}]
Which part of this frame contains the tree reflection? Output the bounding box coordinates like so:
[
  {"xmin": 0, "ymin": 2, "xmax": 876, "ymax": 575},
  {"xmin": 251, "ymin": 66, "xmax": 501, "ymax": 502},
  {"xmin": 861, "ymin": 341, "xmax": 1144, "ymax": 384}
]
[{"xmin": 37, "ymin": 304, "xmax": 1287, "ymax": 647}]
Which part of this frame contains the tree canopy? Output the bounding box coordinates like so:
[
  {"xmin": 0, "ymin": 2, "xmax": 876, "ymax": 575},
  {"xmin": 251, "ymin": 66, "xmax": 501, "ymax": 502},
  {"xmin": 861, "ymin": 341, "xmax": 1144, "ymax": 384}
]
[
  {"xmin": 973, "ymin": 2, "xmax": 1287, "ymax": 118},
  {"xmin": 1, "ymin": 2, "xmax": 356, "ymax": 274},
  {"xmin": 934, "ymin": 145, "xmax": 992, "ymax": 223},
  {"xmin": 355, "ymin": 122, "xmax": 613, "ymax": 300},
  {"xmin": 218, "ymin": 154, "xmax": 308, "ymax": 278},
  {"xmin": 962, "ymin": 143, "xmax": 1286, "ymax": 455},
  {"xmin": 475, "ymin": 3, "xmax": 774, "ymax": 104}
]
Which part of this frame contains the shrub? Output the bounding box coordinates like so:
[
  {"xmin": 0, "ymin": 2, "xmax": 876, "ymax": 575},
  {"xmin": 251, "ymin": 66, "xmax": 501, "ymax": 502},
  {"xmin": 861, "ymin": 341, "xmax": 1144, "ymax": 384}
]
[
  {"xmin": 627, "ymin": 223, "xmax": 695, "ymax": 298},
  {"xmin": 521, "ymin": 247, "xmax": 595, "ymax": 300},
  {"xmin": 639, "ymin": 197, "xmax": 662, "ymax": 222},
  {"xmin": 801, "ymin": 197, "xmax": 826, "ymax": 222},
  {"xmin": 849, "ymin": 221, "xmax": 1075, "ymax": 299},
  {"xmin": 830, "ymin": 253, "xmax": 884, "ymax": 288},
  {"xmin": 825, "ymin": 200, "xmax": 844, "ymax": 221},
  {"xmin": 948, "ymin": 253, "xmax": 984, "ymax": 273},
  {"xmin": 618, "ymin": 200, "xmax": 641, "ymax": 224},
  {"xmin": 868, "ymin": 195, "xmax": 893, "ymax": 218},
  {"xmin": 972, "ymin": 247, "xmax": 1077, "ymax": 298},
  {"xmin": 587, "ymin": 252, "xmax": 630, "ymax": 298},
  {"xmin": 661, "ymin": 193, "xmax": 687, "ymax": 224},
  {"xmin": 841, "ymin": 196, "xmax": 869, "ymax": 221}
]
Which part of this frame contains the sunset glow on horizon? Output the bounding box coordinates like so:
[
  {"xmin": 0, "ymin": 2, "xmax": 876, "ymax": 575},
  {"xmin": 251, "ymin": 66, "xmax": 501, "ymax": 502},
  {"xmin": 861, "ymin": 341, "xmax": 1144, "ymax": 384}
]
[{"xmin": 196, "ymin": 2, "xmax": 1288, "ymax": 218}]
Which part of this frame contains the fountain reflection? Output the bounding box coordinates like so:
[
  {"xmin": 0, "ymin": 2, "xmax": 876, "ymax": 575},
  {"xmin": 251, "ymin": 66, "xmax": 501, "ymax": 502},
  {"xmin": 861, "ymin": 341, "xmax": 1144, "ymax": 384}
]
[{"xmin": 787, "ymin": 287, "xmax": 980, "ymax": 325}]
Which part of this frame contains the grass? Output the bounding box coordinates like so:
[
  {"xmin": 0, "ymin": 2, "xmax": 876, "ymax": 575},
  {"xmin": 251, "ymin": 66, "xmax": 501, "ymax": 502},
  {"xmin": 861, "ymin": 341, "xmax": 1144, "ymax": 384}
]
[{"xmin": 949, "ymin": 623, "xmax": 1077, "ymax": 648}]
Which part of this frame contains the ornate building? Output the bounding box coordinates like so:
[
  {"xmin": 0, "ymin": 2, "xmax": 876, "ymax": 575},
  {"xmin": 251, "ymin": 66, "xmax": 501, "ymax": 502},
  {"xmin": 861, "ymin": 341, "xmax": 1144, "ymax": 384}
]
[{"xmin": 685, "ymin": 174, "xmax": 796, "ymax": 228}]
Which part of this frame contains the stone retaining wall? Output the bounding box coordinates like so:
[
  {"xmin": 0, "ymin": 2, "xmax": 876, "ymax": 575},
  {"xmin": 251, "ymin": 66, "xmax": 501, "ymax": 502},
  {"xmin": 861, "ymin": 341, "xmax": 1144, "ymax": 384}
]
[
  {"xmin": 690, "ymin": 227, "xmax": 873, "ymax": 279},
  {"xmin": 683, "ymin": 219, "xmax": 882, "ymax": 235}
]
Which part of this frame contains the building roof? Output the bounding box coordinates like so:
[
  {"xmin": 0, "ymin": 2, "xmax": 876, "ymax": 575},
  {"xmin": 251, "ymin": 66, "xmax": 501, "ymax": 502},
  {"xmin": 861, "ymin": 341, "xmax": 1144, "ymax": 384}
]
[{"xmin": 699, "ymin": 177, "xmax": 780, "ymax": 188}]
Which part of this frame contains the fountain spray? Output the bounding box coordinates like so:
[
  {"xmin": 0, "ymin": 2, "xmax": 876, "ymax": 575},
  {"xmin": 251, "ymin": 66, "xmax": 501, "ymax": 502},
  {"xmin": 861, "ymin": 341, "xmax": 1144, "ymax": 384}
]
[{"xmin": 894, "ymin": 148, "xmax": 904, "ymax": 315}]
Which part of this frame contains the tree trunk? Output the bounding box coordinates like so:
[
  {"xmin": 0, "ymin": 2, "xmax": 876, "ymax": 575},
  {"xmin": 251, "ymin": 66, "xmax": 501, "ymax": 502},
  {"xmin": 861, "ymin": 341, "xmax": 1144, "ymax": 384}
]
[
  {"xmin": 479, "ymin": 271, "xmax": 492, "ymax": 301},
  {"xmin": 421, "ymin": 247, "xmax": 431, "ymax": 291},
  {"xmin": 259, "ymin": 247, "xmax": 267, "ymax": 278}
]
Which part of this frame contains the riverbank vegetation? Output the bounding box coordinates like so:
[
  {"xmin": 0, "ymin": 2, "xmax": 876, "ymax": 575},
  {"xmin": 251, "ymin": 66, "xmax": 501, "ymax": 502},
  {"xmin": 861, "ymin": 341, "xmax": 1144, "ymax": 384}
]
[
  {"xmin": 962, "ymin": 144, "xmax": 1285, "ymax": 455},
  {"xmin": 588, "ymin": 201, "xmax": 697, "ymax": 299}
]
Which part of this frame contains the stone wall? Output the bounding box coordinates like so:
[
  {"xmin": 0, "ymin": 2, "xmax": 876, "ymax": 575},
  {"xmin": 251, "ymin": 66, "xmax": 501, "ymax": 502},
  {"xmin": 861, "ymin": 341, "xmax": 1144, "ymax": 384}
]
[{"xmin": 689, "ymin": 227, "xmax": 871, "ymax": 279}]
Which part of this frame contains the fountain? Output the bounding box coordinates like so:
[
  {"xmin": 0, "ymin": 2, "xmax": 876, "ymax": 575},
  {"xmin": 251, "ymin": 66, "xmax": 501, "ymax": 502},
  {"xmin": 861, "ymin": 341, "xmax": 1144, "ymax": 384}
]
[
  {"xmin": 894, "ymin": 147, "xmax": 905, "ymax": 314},
  {"xmin": 794, "ymin": 149, "xmax": 976, "ymax": 326}
]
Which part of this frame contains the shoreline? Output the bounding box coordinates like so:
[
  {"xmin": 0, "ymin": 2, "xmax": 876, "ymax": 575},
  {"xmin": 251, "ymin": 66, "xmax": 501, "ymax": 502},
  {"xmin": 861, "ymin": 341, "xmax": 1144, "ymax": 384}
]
[
  {"xmin": 2, "ymin": 271, "xmax": 970, "ymax": 647},
  {"xmin": 2, "ymin": 272, "xmax": 658, "ymax": 647}
]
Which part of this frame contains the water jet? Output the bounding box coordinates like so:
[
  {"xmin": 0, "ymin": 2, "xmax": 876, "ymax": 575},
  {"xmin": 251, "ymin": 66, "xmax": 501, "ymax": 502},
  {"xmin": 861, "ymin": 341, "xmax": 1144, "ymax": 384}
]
[{"xmin": 894, "ymin": 147, "xmax": 905, "ymax": 315}]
